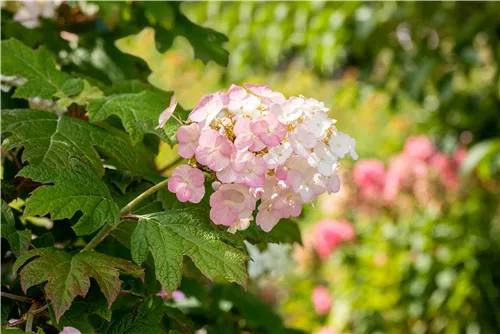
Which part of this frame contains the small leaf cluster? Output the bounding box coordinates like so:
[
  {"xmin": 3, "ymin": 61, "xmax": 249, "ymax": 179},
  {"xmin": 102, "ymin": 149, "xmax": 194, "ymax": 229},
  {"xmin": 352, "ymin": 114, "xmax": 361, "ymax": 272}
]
[{"xmin": 1, "ymin": 3, "xmax": 301, "ymax": 333}]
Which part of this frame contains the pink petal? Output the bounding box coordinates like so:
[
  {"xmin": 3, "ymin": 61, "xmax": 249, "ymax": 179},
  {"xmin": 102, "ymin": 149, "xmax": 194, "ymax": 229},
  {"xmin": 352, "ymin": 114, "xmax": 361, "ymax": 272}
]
[
  {"xmin": 188, "ymin": 167, "xmax": 205, "ymax": 187},
  {"xmin": 210, "ymin": 204, "xmax": 239, "ymax": 226},
  {"xmin": 168, "ymin": 175, "xmax": 186, "ymax": 193},
  {"xmin": 250, "ymin": 119, "xmax": 269, "ymax": 136},
  {"xmin": 156, "ymin": 96, "xmax": 177, "ymax": 129},
  {"xmin": 176, "ymin": 185, "xmax": 193, "ymax": 202}
]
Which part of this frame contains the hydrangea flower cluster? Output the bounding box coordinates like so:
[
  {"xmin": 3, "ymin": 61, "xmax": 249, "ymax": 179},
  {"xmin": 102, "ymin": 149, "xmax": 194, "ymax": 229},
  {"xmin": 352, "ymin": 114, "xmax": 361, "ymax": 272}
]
[{"xmin": 161, "ymin": 84, "xmax": 358, "ymax": 232}]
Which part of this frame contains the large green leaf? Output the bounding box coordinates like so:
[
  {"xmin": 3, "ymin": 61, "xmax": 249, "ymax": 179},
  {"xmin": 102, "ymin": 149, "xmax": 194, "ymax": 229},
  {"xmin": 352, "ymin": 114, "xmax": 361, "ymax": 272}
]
[
  {"xmin": 0, "ymin": 38, "xmax": 71, "ymax": 99},
  {"xmin": 131, "ymin": 209, "xmax": 248, "ymax": 293},
  {"xmin": 1, "ymin": 201, "xmax": 31, "ymax": 257},
  {"xmin": 2, "ymin": 109, "xmax": 141, "ymax": 235},
  {"xmin": 104, "ymin": 296, "xmax": 164, "ymax": 334},
  {"xmin": 87, "ymin": 90, "xmax": 182, "ymax": 145},
  {"xmin": 13, "ymin": 248, "xmax": 144, "ymax": 322}
]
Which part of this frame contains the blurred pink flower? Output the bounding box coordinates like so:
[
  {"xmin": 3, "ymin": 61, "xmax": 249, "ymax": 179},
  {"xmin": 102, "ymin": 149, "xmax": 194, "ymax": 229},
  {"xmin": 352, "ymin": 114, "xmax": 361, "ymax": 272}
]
[
  {"xmin": 453, "ymin": 147, "xmax": 468, "ymax": 166},
  {"xmin": 313, "ymin": 219, "xmax": 355, "ymax": 259},
  {"xmin": 312, "ymin": 286, "xmax": 332, "ymax": 315},
  {"xmin": 430, "ymin": 153, "xmax": 459, "ymax": 190},
  {"xmin": 172, "ymin": 290, "xmax": 186, "ymax": 302},
  {"xmin": 403, "ymin": 135, "xmax": 436, "ymax": 161},
  {"xmin": 316, "ymin": 327, "xmax": 338, "ymax": 334},
  {"xmin": 353, "ymin": 159, "xmax": 386, "ymax": 200}
]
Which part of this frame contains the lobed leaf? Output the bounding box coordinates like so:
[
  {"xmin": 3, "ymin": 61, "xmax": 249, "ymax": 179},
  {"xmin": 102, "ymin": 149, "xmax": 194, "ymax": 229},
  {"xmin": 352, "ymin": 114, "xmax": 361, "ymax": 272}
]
[
  {"xmin": 131, "ymin": 208, "xmax": 248, "ymax": 293},
  {"xmin": 1, "ymin": 109, "xmax": 141, "ymax": 235},
  {"xmin": 13, "ymin": 248, "xmax": 144, "ymax": 322},
  {"xmin": 1, "ymin": 38, "xmax": 70, "ymax": 99}
]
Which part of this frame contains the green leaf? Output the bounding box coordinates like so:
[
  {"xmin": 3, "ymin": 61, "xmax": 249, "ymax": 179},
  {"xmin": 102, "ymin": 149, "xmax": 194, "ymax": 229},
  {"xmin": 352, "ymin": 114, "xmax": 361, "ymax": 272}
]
[
  {"xmin": 239, "ymin": 219, "xmax": 303, "ymax": 246},
  {"xmin": 50, "ymin": 294, "xmax": 112, "ymax": 334},
  {"xmin": 54, "ymin": 80, "xmax": 104, "ymax": 109},
  {"xmin": 60, "ymin": 78, "xmax": 84, "ymax": 96},
  {"xmin": 1, "ymin": 200, "xmax": 31, "ymax": 257},
  {"xmin": 104, "ymin": 296, "xmax": 165, "ymax": 334},
  {"xmin": 152, "ymin": 5, "xmax": 229, "ymax": 66},
  {"xmin": 131, "ymin": 209, "xmax": 248, "ymax": 293},
  {"xmin": 164, "ymin": 305, "xmax": 196, "ymax": 333},
  {"xmin": 13, "ymin": 248, "xmax": 144, "ymax": 322},
  {"xmin": 2, "ymin": 109, "xmax": 141, "ymax": 235},
  {"xmin": 1, "ymin": 38, "xmax": 71, "ymax": 99},
  {"xmin": 87, "ymin": 90, "xmax": 182, "ymax": 145}
]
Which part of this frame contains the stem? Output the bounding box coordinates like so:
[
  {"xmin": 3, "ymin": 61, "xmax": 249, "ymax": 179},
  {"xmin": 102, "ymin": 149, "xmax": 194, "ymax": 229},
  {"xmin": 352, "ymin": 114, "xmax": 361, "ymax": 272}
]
[
  {"xmin": 81, "ymin": 178, "xmax": 170, "ymax": 252},
  {"xmin": 25, "ymin": 302, "xmax": 38, "ymax": 332},
  {"xmin": 1, "ymin": 292, "xmax": 35, "ymax": 303},
  {"xmin": 119, "ymin": 178, "xmax": 170, "ymax": 215}
]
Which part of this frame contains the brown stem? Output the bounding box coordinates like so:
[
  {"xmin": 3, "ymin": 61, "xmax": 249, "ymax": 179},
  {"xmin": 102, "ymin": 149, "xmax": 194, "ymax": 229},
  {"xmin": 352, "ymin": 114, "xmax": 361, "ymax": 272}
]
[
  {"xmin": 120, "ymin": 214, "xmax": 141, "ymax": 220},
  {"xmin": 1, "ymin": 292, "xmax": 35, "ymax": 303},
  {"xmin": 8, "ymin": 150, "xmax": 23, "ymax": 170}
]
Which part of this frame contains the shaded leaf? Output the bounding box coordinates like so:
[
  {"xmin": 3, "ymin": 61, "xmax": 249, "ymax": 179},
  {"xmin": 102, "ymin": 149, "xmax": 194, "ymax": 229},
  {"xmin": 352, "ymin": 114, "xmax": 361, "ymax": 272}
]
[
  {"xmin": 1, "ymin": 200, "xmax": 31, "ymax": 257},
  {"xmin": 104, "ymin": 296, "xmax": 164, "ymax": 334},
  {"xmin": 13, "ymin": 248, "xmax": 144, "ymax": 322},
  {"xmin": 239, "ymin": 219, "xmax": 303, "ymax": 246},
  {"xmin": 50, "ymin": 293, "xmax": 112, "ymax": 334},
  {"xmin": 131, "ymin": 209, "xmax": 248, "ymax": 293}
]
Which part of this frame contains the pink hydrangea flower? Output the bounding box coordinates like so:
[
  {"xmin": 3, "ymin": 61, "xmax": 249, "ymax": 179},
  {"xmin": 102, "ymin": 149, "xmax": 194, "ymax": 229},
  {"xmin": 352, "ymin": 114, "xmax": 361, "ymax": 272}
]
[
  {"xmin": 244, "ymin": 83, "xmax": 286, "ymax": 104},
  {"xmin": 227, "ymin": 84, "xmax": 249, "ymax": 111},
  {"xmin": 311, "ymin": 286, "xmax": 332, "ymax": 315},
  {"xmin": 209, "ymin": 184, "xmax": 256, "ymax": 226},
  {"xmin": 189, "ymin": 92, "xmax": 223, "ymax": 126},
  {"xmin": 313, "ymin": 219, "xmax": 355, "ymax": 259},
  {"xmin": 176, "ymin": 123, "xmax": 200, "ymax": 158},
  {"xmin": 156, "ymin": 96, "xmax": 177, "ymax": 129},
  {"xmin": 234, "ymin": 117, "xmax": 266, "ymax": 152},
  {"xmin": 250, "ymin": 113, "xmax": 287, "ymax": 147},
  {"xmin": 256, "ymin": 198, "xmax": 287, "ymax": 232},
  {"xmin": 403, "ymin": 135, "xmax": 436, "ymax": 161},
  {"xmin": 165, "ymin": 84, "xmax": 356, "ymax": 233},
  {"xmin": 195, "ymin": 129, "xmax": 233, "ymax": 171},
  {"xmin": 168, "ymin": 165, "xmax": 205, "ymax": 203}
]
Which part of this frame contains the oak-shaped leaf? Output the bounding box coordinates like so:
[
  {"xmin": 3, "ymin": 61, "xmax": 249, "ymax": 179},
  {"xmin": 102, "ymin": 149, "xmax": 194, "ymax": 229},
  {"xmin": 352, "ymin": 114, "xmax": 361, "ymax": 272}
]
[
  {"xmin": 1, "ymin": 200, "xmax": 31, "ymax": 257},
  {"xmin": 2, "ymin": 109, "xmax": 140, "ymax": 235},
  {"xmin": 0, "ymin": 38, "xmax": 71, "ymax": 99},
  {"xmin": 103, "ymin": 296, "xmax": 164, "ymax": 334},
  {"xmin": 87, "ymin": 90, "xmax": 183, "ymax": 146},
  {"xmin": 131, "ymin": 209, "xmax": 248, "ymax": 293},
  {"xmin": 12, "ymin": 248, "xmax": 144, "ymax": 322}
]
